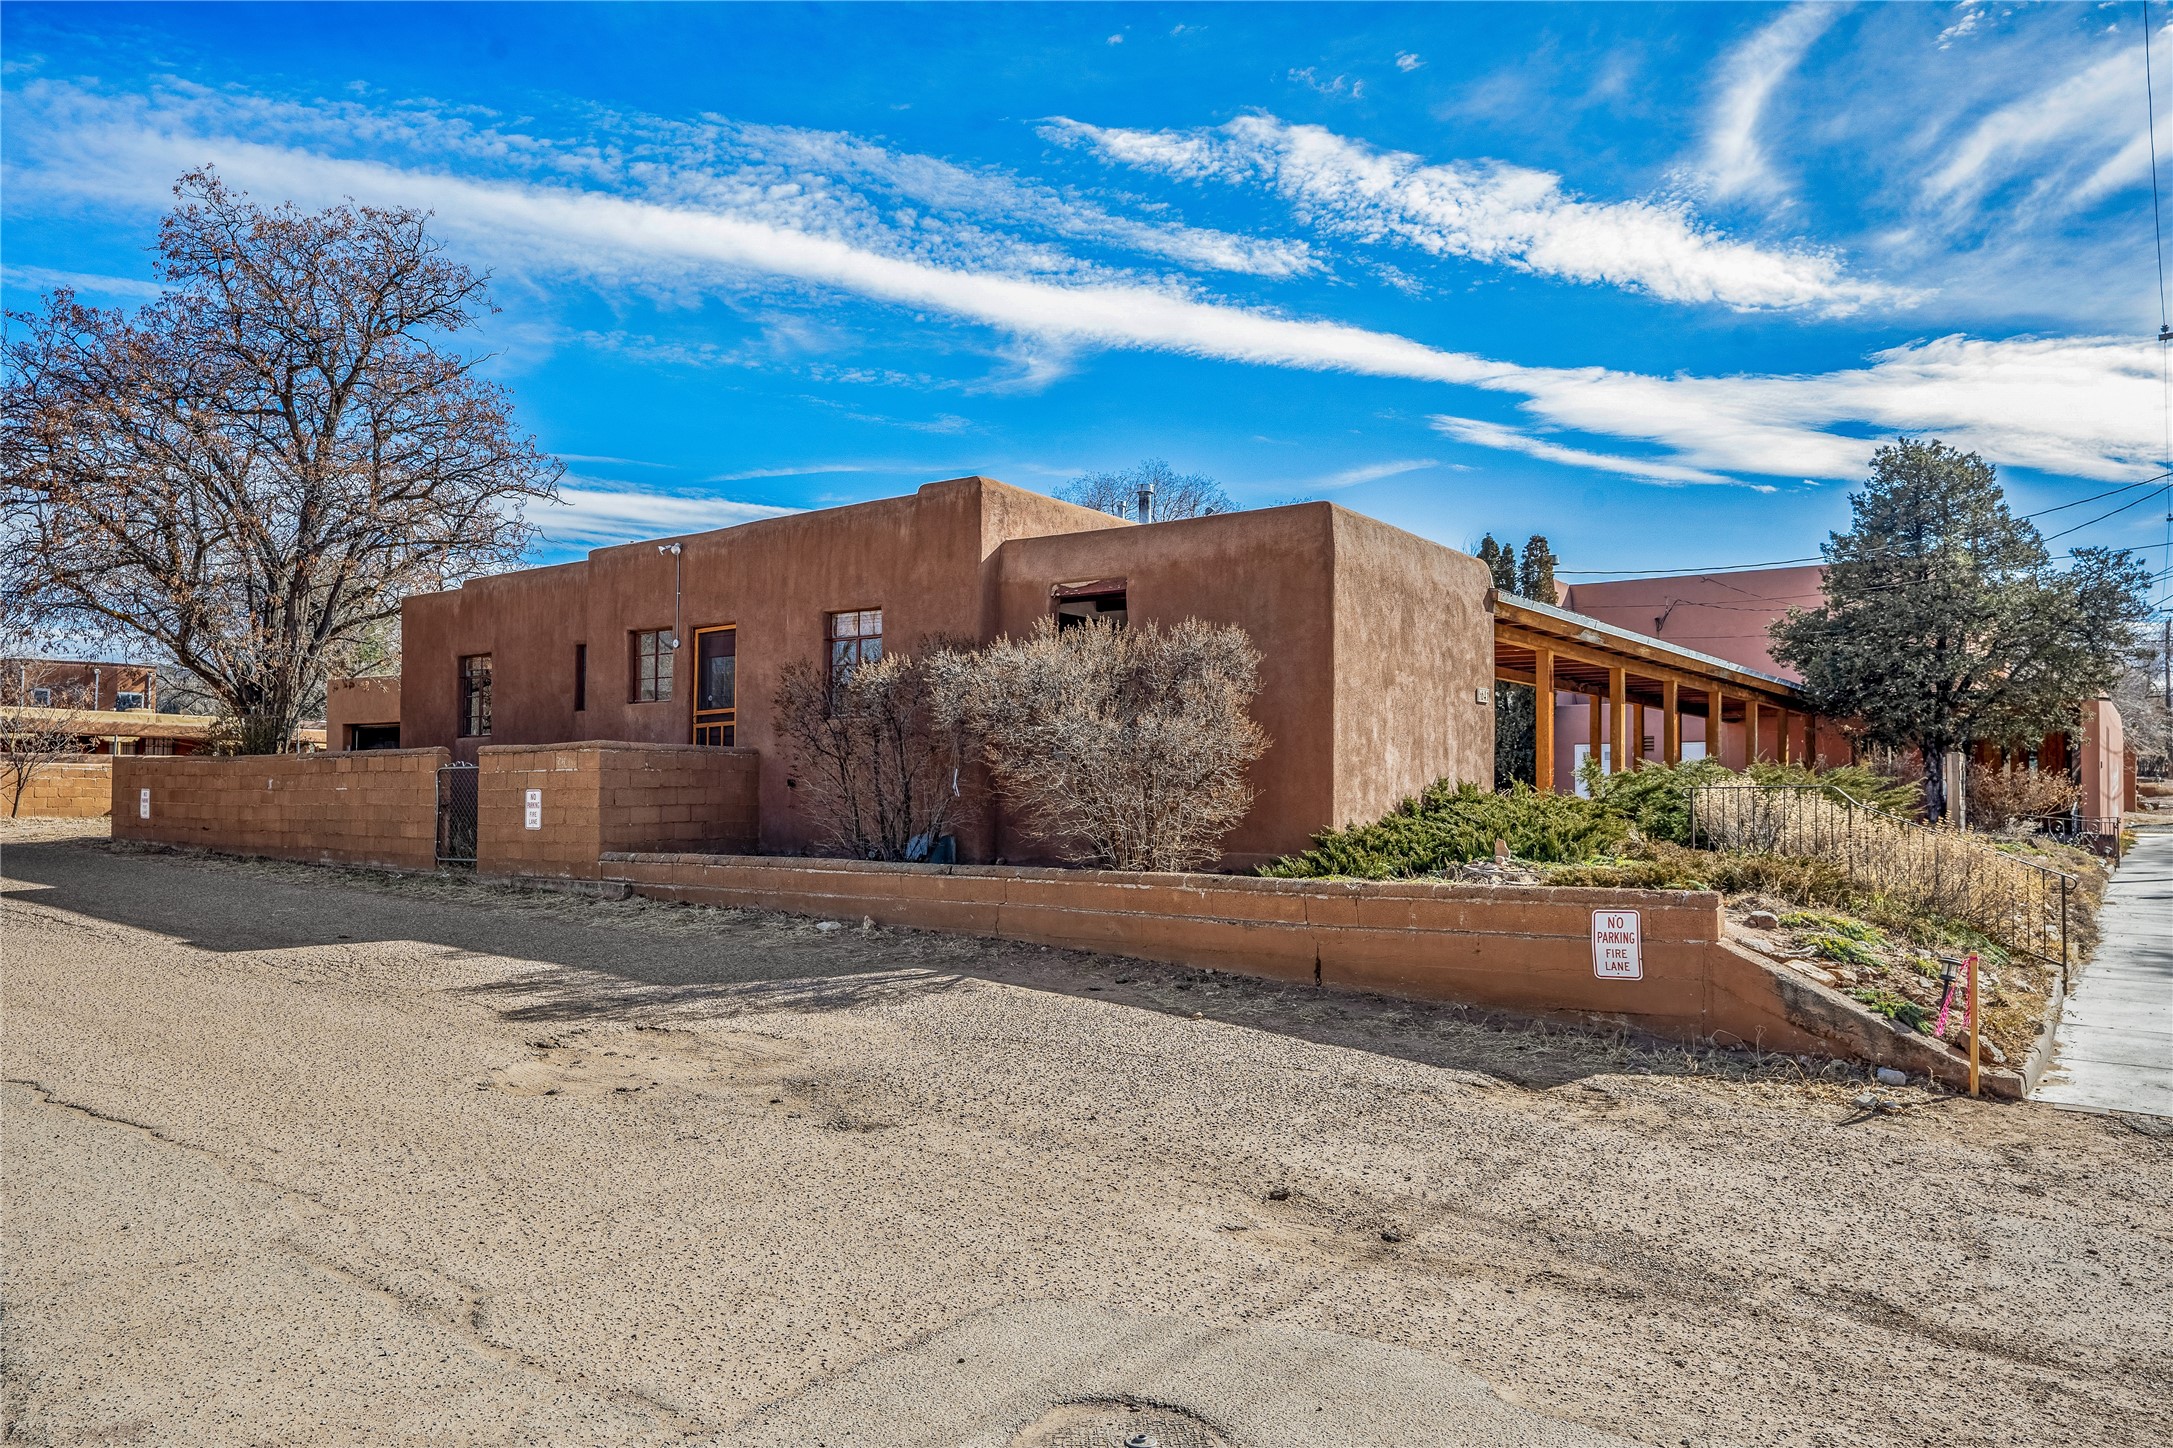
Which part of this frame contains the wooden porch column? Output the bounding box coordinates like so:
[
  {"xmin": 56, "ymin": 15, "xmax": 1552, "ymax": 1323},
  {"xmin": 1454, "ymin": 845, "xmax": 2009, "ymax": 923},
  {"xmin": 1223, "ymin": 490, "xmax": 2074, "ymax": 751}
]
[
  {"xmin": 1533, "ymin": 648, "xmax": 1555, "ymax": 791},
  {"xmin": 1713, "ymin": 690, "xmax": 1731, "ymax": 767},
  {"xmin": 1747, "ymin": 700, "xmax": 1763, "ymax": 765},
  {"xmin": 1608, "ymin": 666, "xmax": 1628, "ymax": 776},
  {"xmin": 1587, "ymin": 685, "xmax": 1603, "ymax": 774},
  {"xmin": 1630, "ymin": 702, "xmax": 1644, "ymax": 769},
  {"xmin": 1779, "ymin": 708, "xmax": 1794, "ymax": 764},
  {"xmin": 1663, "ymin": 679, "xmax": 1681, "ymax": 765}
]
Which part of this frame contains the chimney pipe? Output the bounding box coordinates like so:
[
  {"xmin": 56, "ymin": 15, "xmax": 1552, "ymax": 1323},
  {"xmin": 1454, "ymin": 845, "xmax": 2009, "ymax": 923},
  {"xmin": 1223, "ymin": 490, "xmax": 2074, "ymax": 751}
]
[{"xmin": 1136, "ymin": 481, "xmax": 1155, "ymax": 525}]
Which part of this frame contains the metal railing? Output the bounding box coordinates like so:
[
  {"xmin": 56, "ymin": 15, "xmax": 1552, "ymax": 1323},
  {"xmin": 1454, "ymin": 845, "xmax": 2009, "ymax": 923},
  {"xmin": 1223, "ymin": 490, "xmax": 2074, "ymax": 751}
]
[
  {"xmin": 2030, "ymin": 812, "xmax": 2125, "ymax": 864},
  {"xmin": 1688, "ymin": 784, "xmax": 2075, "ymax": 982}
]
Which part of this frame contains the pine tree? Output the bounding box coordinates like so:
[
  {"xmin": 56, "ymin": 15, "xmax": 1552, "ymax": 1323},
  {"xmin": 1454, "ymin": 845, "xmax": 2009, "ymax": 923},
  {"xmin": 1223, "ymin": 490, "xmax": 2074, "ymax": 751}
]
[
  {"xmin": 1518, "ymin": 535, "xmax": 1560, "ymax": 606},
  {"xmin": 1771, "ymin": 439, "xmax": 2152, "ymax": 819}
]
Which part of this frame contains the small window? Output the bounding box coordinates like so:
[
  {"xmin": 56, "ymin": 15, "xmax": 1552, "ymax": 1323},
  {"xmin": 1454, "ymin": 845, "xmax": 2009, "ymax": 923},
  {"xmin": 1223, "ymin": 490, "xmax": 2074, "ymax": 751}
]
[
  {"xmin": 460, "ymin": 654, "xmax": 493, "ymax": 737},
  {"xmin": 30, "ymin": 686, "xmax": 51, "ymax": 706},
  {"xmin": 116, "ymin": 691, "xmax": 145, "ymax": 711},
  {"xmin": 1054, "ymin": 580, "xmax": 1127, "ymax": 631},
  {"xmin": 632, "ymin": 629, "xmax": 674, "ymax": 703},
  {"xmin": 828, "ymin": 608, "xmax": 883, "ymax": 680},
  {"xmin": 573, "ymin": 643, "xmax": 587, "ymax": 713}
]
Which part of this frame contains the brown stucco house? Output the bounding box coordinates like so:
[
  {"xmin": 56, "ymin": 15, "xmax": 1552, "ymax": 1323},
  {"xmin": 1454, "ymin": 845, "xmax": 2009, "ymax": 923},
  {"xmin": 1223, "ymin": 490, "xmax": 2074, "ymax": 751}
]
[{"xmin": 375, "ymin": 475, "xmax": 1498, "ymax": 866}]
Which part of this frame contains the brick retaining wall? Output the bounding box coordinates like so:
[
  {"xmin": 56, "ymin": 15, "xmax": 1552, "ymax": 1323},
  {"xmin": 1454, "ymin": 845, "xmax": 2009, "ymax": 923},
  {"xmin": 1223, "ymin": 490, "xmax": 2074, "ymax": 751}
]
[
  {"xmin": 111, "ymin": 750, "xmax": 447, "ymax": 870},
  {"xmin": 477, "ymin": 743, "xmax": 759, "ymax": 879},
  {"xmin": 603, "ymin": 852, "xmax": 2011, "ymax": 1089},
  {"xmin": 11, "ymin": 759, "xmax": 113, "ymax": 818}
]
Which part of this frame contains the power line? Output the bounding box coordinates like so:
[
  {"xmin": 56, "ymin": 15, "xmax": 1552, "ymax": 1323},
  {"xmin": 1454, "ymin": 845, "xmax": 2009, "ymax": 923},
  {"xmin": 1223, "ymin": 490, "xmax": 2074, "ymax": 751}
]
[{"xmin": 2040, "ymin": 481, "xmax": 2173, "ymax": 542}]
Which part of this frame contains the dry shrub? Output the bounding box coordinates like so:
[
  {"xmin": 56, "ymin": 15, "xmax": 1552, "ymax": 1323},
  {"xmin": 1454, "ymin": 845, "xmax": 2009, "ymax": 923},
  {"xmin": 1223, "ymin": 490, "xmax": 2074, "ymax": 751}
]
[
  {"xmin": 940, "ymin": 618, "xmax": 1266, "ymax": 871},
  {"xmin": 772, "ymin": 644, "xmax": 969, "ymax": 861},
  {"xmin": 1688, "ymin": 786, "xmax": 2084, "ymax": 962},
  {"xmin": 1965, "ymin": 762, "xmax": 2079, "ymax": 831}
]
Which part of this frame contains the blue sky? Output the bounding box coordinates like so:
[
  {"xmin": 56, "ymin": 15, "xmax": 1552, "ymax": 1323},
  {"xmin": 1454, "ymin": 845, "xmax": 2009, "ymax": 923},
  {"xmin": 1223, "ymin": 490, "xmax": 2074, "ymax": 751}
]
[{"xmin": 6, "ymin": 2, "xmax": 2173, "ymax": 593}]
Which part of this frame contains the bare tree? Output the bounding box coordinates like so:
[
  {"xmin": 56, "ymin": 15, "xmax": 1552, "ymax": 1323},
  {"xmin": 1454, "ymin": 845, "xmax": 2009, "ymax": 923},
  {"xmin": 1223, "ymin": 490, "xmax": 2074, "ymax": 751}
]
[
  {"xmin": 1, "ymin": 168, "xmax": 560, "ymax": 754},
  {"xmin": 1058, "ymin": 459, "xmax": 1234, "ymax": 521},
  {"xmin": 940, "ymin": 618, "xmax": 1267, "ymax": 871},
  {"xmin": 0, "ymin": 680, "xmax": 88, "ymax": 818},
  {"xmin": 773, "ymin": 644, "xmax": 971, "ymax": 860}
]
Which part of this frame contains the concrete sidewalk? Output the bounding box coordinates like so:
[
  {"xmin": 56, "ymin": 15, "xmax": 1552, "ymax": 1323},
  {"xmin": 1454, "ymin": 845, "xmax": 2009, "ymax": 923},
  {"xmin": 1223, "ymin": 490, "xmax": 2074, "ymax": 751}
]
[{"xmin": 2035, "ymin": 827, "xmax": 2173, "ymax": 1118}]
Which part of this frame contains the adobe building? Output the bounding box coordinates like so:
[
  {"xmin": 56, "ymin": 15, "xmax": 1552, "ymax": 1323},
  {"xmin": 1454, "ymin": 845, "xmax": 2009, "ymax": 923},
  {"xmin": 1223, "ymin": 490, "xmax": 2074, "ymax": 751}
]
[{"xmin": 374, "ymin": 476, "xmax": 1498, "ymax": 867}]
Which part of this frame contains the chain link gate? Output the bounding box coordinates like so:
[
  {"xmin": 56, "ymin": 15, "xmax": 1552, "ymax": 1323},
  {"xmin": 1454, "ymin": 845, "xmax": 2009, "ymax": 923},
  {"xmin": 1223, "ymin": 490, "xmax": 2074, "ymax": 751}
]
[{"xmin": 436, "ymin": 762, "xmax": 478, "ymax": 867}]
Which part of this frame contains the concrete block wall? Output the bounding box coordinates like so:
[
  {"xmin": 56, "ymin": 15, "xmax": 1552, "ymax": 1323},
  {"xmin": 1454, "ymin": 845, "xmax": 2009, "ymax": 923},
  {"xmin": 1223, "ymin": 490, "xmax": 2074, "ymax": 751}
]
[
  {"xmin": 10, "ymin": 759, "xmax": 114, "ymax": 818},
  {"xmin": 111, "ymin": 750, "xmax": 447, "ymax": 870},
  {"xmin": 477, "ymin": 742, "xmax": 759, "ymax": 879}
]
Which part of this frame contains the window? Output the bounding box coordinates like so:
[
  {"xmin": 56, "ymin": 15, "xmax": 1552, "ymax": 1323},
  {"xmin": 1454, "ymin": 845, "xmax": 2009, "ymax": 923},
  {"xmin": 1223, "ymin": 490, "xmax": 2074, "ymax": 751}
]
[
  {"xmin": 1053, "ymin": 580, "xmax": 1127, "ymax": 631},
  {"xmin": 460, "ymin": 654, "xmax": 492, "ymax": 737},
  {"xmin": 30, "ymin": 687, "xmax": 50, "ymax": 706},
  {"xmin": 141, "ymin": 738, "xmax": 176, "ymax": 757},
  {"xmin": 632, "ymin": 629, "xmax": 674, "ymax": 703},
  {"xmin": 828, "ymin": 609, "xmax": 883, "ymax": 680},
  {"xmin": 693, "ymin": 626, "xmax": 737, "ymax": 746},
  {"xmin": 573, "ymin": 643, "xmax": 587, "ymax": 713},
  {"xmin": 116, "ymin": 691, "xmax": 145, "ymax": 711}
]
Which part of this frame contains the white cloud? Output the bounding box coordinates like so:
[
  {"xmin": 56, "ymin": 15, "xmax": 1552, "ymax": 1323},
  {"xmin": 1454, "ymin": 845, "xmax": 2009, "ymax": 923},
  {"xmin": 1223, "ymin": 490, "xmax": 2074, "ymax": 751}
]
[
  {"xmin": 1289, "ymin": 68, "xmax": 1364, "ymax": 99},
  {"xmin": 1306, "ymin": 458, "xmax": 1439, "ymax": 489},
  {"xmin": 1046, "ymin": 113, "xmax": 1902, "ymax": 314},
  {"xmin": 14, "ymin": 81, "xmax": 2159, "ymax": 490},
  {"xmin": 1106, "ymin": 33, "xmax": 1123, "ymax": 46},
  {"xmin": 1395, "ymin": 52, "xmax": 1425, "ymax": 73},
  {"xmin": 1694, "ymin": 2, "xmax": 1841, "ymax": 203},
  {"xmin": 530, "ymin": 481, "xmax": 798, "ymax": 547},
  {"xmin": 1923, "ymin": 29, "xmax": 2170, "ymax": 216},
  {"xmin": 1937, "ymin": 6, "xmax": 1986, "ymax": 50},
  {"xmin": 1, "ymin": 263, "xmax": 164, "ymax": 299},
  {"xmin": 1430, "ymin": 416, "xmax": 1758, "ymax": 489}
]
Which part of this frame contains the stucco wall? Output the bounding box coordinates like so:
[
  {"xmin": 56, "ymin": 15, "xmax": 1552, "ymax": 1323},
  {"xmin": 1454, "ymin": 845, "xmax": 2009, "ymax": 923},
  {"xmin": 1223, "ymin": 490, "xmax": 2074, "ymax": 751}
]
[
  {"xmin": 1561, "ymin": 567, "xmax": 1825, "ymax": 680},
  {"xmin": 989, "ymin": 503, "xmax": 1342, "ymax": 866},
  {"xmin": 327, "ymin": 676, "xmax": 402, "ymax": 749},
  {"xmin": 2079, "ymin": 697, "xmax": 2126, "ymax": 822},
  {"xmin": 476, "ymin": 742, "xmax": 760, "ymax": 879},
  {"xmin": 112, "ymin": 751, "xmax": 447, "ymax": 870},
  {"xmin": 9, "ymin": 759, "xmax": 113, "ymax": 818},
  {"xmin": 1327, "ymin": 507, "xmax": 1495, "ymax": 830}
]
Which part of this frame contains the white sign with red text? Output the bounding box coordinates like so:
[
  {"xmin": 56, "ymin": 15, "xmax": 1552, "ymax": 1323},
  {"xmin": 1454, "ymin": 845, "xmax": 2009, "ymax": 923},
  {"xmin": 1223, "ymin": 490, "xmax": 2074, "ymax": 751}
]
[{"xmin": 1591, "ymin": 909, "xmax": 1642, "ymax": 980}]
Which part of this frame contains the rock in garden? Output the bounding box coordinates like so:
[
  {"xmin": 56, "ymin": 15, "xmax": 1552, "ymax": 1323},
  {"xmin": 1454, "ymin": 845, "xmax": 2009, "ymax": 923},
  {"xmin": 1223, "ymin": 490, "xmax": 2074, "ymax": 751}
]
[
  {"xmin": 1875, "ymin": 1067, "xmax": 1908, "ymax": 1086},
  {"xmin": 1745, "ymin": 910, "xmax": 1780, "ymax": 930}
]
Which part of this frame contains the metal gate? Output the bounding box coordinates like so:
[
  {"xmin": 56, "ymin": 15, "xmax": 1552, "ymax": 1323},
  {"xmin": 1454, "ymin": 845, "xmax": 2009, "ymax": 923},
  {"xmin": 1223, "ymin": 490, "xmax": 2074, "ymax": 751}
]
[{"xmin": 436, "ymin": 762, "xmax": 478, "ymax": 867}]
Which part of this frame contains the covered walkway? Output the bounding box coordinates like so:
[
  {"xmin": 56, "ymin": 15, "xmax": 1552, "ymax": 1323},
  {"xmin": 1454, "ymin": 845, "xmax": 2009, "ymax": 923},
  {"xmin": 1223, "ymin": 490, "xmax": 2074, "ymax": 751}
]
[{"xmin": 1492, "ymin": 596, "xmax": 1825, "ymax": 791}]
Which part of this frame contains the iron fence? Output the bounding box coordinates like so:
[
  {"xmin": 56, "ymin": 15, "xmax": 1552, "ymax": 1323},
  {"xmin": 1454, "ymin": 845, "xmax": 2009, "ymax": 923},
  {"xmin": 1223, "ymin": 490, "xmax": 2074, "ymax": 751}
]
[
  {"xmin": 1688, "ymin": 784, "xmax": 2074, "ymax": 982},
  {"xmin": 2029, "ymin": 812, "xmax": 2125, "ymax": 864},
  {"xmin": 436, "ymin": 762, "xmax": 478, "ymax": 868}
]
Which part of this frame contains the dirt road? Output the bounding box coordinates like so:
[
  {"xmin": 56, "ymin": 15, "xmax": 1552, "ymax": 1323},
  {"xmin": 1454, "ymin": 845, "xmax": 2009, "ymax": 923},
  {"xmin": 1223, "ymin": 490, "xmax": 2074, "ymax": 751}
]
[{"xmin": 5, "ymin": 824, "xmax": 2169, "ymax": 1446}]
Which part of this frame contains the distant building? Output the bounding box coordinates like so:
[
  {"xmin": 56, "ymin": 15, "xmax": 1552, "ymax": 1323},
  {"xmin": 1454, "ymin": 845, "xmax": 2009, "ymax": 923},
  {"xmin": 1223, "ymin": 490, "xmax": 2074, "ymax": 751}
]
[{"xmin": 2, "ymin": 658, "xmax": 324, "ymax": 755}]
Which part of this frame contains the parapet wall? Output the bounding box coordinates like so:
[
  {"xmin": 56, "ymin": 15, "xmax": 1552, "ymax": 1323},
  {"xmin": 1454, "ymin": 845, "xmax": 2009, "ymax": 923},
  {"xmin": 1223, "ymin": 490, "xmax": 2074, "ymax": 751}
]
[
  {"xmin": 112, "ymin": 750, "xmax": 448, "ymax": 870},
  {"xmin": 12, "ymin": 759, "xmax": 113, "ymax": 819},
  {"xmin": 477, "ymin": 743, "xmax": 759, "ymax": 880}
]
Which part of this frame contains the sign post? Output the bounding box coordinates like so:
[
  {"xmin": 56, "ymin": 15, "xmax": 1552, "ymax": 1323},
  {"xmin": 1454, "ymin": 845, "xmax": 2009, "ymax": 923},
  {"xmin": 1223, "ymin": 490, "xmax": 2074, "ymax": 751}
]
[{"xmin": 1591, "ymin": 909, "xmax": 1642, "ymax": 981}]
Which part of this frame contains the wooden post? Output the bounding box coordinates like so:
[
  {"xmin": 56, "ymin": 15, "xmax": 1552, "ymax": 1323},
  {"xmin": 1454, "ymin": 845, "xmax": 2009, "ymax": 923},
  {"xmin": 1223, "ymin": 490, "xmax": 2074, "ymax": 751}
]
[
  {"xmin": 1713, "ymin": 691, "xmax": 1729, "ymax": 767},
  {"xmin": 1608, "ymin": 666, "xmax": 1628, "ymax": 777},
  {"xmin": 1587, "ymin": 685, "xmax": 1603, "ymax": 777},
  {"xmin": 1747, "ymin": 700, "xmax": 1763, "ymax": 765},
  {"xmin": 1663, "ymin": 679, "xmax": 1681, "ymax": 766},
  {"xmin": 1534, "ymin": 648, "xmax": 1555, "ymax": 792},
  {"xmin": 1779, "ymin": 708, "xmax": 1794, "ymax": 765},
  {"xmin": 1631, "ymin": 701, "xmax": 1645, "ymax": 769}
]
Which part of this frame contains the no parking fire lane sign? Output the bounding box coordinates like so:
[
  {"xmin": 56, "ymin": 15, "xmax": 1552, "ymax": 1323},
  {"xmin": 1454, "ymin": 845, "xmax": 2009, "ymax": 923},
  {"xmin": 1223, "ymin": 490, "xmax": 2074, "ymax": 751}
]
[{"xmin": 1592, "ymin": 909, "xmax": 1642, "ymax": 980}]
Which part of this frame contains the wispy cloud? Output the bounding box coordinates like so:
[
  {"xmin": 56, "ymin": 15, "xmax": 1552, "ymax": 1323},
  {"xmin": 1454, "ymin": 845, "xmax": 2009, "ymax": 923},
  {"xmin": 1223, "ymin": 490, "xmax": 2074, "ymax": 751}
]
[
  {"xmin": 704, "ymin": 463, "xmax": 894, "ymax": 482},
  {"xmin": 1045, "ymin": 112, "xmax": 1901, "ymax": 314},
  {"xmin": 1305, "ymin": 458, "xmax": 1439, "ymax": 490},
  {"xmin": 1, "ymin": 263, "xmax": 163, "ymax": 299},
  {"xmin": 14, "ymin": 80, "xmax": 2159, "ymax": 490},
  {"xmin": 1430, "ymin": 415, "xmax": 1759, "ymax": 489},
  {"xmin": 530, "ymin": 480, "xmax": 798, "ymax": 547},
  {"xmin": 1694, "ymin": 3, "xmax": 1841, "ymax": 204}
]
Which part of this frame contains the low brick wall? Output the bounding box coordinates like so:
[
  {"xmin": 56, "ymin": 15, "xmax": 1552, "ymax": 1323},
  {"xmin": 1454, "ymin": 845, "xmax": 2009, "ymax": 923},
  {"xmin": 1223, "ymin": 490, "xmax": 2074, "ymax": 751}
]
[
  {"xmin": 111, "ymin": 750, "xmax": 447, "ymax": 870},
  {"xmin": 11, "ymin": 759, "xmax": 114, "ymax": 818},
  {"xmin": 477, "ymin": 743, "xmax": 759, "ymax": 880},
  {"xmin": 603, "ymin": 853, "xmax": 2014, "ymax": 1089}
]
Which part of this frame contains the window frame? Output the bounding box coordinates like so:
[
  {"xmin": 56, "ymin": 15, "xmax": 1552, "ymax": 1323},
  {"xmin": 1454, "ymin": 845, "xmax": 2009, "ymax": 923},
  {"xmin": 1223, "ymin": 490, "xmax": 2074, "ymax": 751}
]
[
  {"xmin": 631, "ymin": 629, "xmax": 674, "ymax": 704},
  {"xmin": 459, "ymin": 654, "xmax": 493, "ymax": 738},
  {"xmin": 827, "ymin": 608, "xmax": 884, "ymax": 682},
  {"xmin": 573, "ymin": 642, "xmax": 587, "ymax": 713}
]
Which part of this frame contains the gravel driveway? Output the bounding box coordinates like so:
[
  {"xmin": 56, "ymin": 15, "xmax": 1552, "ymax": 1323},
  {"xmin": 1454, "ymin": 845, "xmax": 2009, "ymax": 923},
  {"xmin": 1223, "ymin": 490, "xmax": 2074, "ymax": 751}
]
[{"xmin": 5, "ymin": 823, "xmax": 2169, "ymax": 1447}]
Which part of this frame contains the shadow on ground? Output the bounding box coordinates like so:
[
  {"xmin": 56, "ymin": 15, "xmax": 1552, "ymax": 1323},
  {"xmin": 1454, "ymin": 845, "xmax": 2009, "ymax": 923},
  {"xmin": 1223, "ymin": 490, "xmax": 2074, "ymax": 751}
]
[{"xmin": 0, "ymin": 829, "xmax": 1853, "ymax": 1092}]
